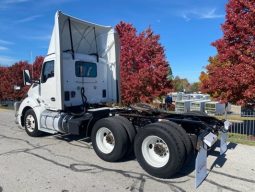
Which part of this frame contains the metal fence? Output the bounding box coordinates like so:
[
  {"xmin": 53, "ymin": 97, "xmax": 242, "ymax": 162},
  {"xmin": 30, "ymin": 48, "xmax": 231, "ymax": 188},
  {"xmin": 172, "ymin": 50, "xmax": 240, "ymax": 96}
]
[
  {"xmin": 0, "ymin": 100, "xmax": 15, "ymax": 110},
  {"xmin": 225, "ymin": 112, "xmax": 255, "ymax": 143}
]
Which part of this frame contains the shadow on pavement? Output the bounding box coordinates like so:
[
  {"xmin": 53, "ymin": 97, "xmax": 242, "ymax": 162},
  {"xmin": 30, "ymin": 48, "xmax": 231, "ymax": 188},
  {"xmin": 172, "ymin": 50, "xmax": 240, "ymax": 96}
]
[
  {"xmin": 42, "ymin": 133, "xmax": 238, "ymax": 178},
  {"xmin": 54, "ymin": 134, "xmax": 91, "ymax": 143}
]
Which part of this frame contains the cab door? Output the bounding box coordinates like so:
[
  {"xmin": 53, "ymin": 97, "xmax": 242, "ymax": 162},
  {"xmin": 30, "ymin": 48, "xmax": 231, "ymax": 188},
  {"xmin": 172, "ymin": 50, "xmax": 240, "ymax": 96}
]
[{"xmin": 39, "ymin": 59, "xmax": 58, "ymax": 110}]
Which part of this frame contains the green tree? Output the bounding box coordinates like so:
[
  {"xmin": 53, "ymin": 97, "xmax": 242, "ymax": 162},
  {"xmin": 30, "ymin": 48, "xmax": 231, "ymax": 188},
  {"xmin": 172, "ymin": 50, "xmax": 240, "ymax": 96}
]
[
  {"xmin": 172, "ymin": 76, "xmax": 190, "ymax": 92},
  {"xmin": 190, "ymin": 82, "xmax": 200, "ymax": 93}
]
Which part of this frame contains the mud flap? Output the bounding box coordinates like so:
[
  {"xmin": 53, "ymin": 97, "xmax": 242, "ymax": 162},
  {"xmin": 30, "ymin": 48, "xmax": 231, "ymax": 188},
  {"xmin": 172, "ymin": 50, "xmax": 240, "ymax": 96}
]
[
  {"xmin": 195, "ymin": 132, "xmax": 217, "ymax": 188},
  {"xmin": 195, "ymin": 131, "xmax": 228, "ymax": 188},
  {"xmin": 220, "ymin": 131, "xmax": 228, "ymax": 155},
  {"xmin": 195, "ymin": 143, "xmax": 207, "ymax": 188}
]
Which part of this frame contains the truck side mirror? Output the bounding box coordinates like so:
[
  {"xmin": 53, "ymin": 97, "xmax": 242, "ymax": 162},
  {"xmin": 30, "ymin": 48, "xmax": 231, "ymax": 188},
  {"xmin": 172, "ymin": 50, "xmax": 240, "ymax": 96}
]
[{"xmin": 23, "ymin": 69, "xmax": 31, "ymax": 86}]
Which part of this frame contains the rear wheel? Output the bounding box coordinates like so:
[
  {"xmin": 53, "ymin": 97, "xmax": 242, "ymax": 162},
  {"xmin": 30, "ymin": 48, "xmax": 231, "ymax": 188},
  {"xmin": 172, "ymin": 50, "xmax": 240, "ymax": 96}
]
[
  {"xmin": 134, "ymin": 122, "xmax": 185, "ymax": 178},
  {"xmin": 142, "ymin": 135, "xmax": 170, "ymax": 168},
  {"xmin": 112, "ymin": 116, "xmax": 136, "ymax": 157},
  {"xmin": 160, "ymin": 121, "xmax": 193, "ymax": 161},
  {"xmin": 24, "ymin": 109, "xmax": 42, "ymax": 137},
  {"xmin": 91, "ymin": 117, "xmax": 128, "ymax": 162}
]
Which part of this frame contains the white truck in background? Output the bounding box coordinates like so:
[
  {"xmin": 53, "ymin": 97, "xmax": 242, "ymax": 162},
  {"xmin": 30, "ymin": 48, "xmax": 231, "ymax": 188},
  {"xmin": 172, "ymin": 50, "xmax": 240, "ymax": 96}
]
[{"xmin": 15, "ymin": 11, "xmax": 230, "ymax": 188}]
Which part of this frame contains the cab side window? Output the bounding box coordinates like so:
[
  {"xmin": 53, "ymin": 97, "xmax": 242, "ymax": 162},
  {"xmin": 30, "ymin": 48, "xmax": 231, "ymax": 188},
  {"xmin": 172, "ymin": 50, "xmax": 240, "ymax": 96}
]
[{"xmin": 41, "ymin": 60, "xmax": 54, "ymax": 83}]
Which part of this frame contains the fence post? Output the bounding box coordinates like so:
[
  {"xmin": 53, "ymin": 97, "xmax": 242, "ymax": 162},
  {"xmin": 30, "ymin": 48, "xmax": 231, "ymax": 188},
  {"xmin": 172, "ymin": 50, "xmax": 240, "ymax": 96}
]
[{"xmin": 225, "ymin": 103, "xmax": 228, "ymax": 120}]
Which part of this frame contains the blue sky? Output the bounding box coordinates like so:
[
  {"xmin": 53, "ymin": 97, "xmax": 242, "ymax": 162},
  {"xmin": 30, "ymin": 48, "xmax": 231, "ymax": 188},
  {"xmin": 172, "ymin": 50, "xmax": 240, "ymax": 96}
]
[{"xmin": 0, "ymin": 0, "xmax": 227, "ymax": 82}]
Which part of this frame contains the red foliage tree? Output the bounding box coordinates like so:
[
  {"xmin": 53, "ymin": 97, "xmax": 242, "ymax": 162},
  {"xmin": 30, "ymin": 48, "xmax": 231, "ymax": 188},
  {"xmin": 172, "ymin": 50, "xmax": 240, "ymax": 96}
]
[
  {"xmin": 32, "ymin": 56, "xmax": 44, "ymax": 80},
  {"xmin": 116, "ymin": 22, "xmax": 172, "ymax": 105},
  {"xmin": 7, "ymin": 61, "xmax": 30, "ymax": 100},
  {"xmin": 0, "ymin": 61, "xmax": 30, "ymax": 101},
  {"xmin": 0, "ymin": 66, "xmax": 9, "ymax": 100},
  {"xmin": 0, "ymin": 56, "xmax": 44, "ymax": 101},
  {"xmin": 200, "ymin": 0, "xmax": 255, "ymax": 105}
]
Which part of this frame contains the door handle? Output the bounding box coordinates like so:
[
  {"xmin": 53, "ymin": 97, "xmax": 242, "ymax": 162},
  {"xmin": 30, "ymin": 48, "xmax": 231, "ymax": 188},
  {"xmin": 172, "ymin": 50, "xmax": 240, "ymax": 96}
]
[{"xmin": 51, "ymin": 97, "xmax": 56, "ymax": 101}]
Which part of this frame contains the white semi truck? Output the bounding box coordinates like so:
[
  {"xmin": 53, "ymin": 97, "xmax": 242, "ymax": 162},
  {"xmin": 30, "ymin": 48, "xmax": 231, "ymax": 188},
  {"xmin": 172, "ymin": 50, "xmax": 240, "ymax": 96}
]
[{"xmin": 15, "ymin": 11, "xmax": 230, "ymax": 187}]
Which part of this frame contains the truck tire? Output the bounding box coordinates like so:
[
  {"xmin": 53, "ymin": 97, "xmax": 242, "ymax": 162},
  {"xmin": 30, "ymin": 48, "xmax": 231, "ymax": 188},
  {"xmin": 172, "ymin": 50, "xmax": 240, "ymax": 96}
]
[
  {"xmin": 134, "ymin": 122, "xmax": 185, "ymax": 178},
  {"xmin": 91, "ymin": 117, "xmax": 128, "ymax": 162},
  {"xmin": 24, "ymin": 109, "xmax": 42, "ymax": 137},
  {"xmin": 160, "ymin": 121, "xmax": 193, "ymax": 161},
  {"xmin": 112, "ymin": 116, "xmax": 136, "ymax": 157},
  {"xmin": 113, "ymin": 116, "xmax": 136, "ymax": 143}
]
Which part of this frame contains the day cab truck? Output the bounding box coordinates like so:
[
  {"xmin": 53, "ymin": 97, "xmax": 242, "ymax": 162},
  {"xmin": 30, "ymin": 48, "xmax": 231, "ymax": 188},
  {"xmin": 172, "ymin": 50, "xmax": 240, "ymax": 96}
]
[{"xmin": 14, "ymin": 11, "xmax": 231, "ymax": 187}]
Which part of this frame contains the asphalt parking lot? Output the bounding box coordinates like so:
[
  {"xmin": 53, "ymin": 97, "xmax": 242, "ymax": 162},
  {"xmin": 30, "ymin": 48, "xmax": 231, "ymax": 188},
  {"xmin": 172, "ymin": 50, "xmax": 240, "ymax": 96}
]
[{"xmin": 0, "ymin": 108, "xmax": 254, "ymax": 192}]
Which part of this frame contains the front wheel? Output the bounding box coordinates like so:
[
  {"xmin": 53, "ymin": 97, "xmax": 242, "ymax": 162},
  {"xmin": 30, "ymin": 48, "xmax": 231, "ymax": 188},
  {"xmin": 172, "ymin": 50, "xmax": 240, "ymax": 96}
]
[{"xmin": 24, "ymin": 109, "xmax": 42, "ymax": 137}]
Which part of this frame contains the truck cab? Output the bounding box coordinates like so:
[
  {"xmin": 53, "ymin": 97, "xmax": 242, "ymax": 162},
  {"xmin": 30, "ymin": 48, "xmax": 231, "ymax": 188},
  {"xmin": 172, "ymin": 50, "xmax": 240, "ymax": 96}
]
[{"xmin": 16, "ymin": 11, "xmax": 120, "ymax": 134}]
